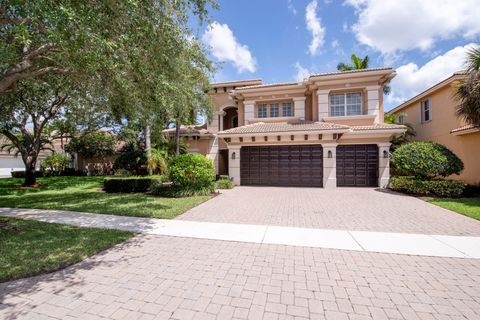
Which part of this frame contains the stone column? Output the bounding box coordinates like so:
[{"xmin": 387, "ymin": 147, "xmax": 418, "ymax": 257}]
[
  {"xmin": 206, "ymin": 137, "xmax": 219, "ymax": 173},
  {"xmin": 366, "ymin": 85, "xmax": 381, "ymax": 123},
  {"xmin": 244, "ymin": 100, "xmax": 255, "ymax": 124},
  {"xmin": 293, "ymin": 97, "xmax": 306, "ymax": 120},
  {"xmin": 322, "ymin": 143, "xmax": 338, "ymax": 188},
  {"xmin": 317, "ymin": 90, "xmax": 330, "ymax": 121},
  {"xmin": 228, "ymin": 145, "xmax": 241, "ymax": 185},
  {"xmin": 377, "ymin": 142, "xmax": 391, "ymax": 188}
]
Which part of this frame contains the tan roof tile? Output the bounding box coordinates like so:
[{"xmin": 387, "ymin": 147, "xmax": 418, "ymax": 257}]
[
  {"xmin": 163, "ymin": 124, "xmax": 212, "ymax": 136},
  {"xmin": 350, "ymin": 124, "xmax": 407, "ymax": 131},
  {"xmin": 450, "ymin": 124, "xmax": 480, "ymax": 133},
  {"xmin": 309, "ymin": 67, "xmax": 393, "ymax": 77},
  {"xmin": 218, "ymin": 121, "xmax": 349, "ymax": 135}
]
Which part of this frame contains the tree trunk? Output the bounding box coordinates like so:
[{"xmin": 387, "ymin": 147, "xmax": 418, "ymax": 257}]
[
  {"xmin": 175, "ymin": 121, "xmax": 181, "ymax": 156},
  {"xmin": 23, "ymin": 159, "xmax": 37, "ymax": 186},
  {"xmin": 145, "ymin": 124, "xmax": 152, "ymax": 175}
]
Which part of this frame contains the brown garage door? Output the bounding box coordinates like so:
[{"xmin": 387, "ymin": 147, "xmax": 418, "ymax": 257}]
[
  {"xmin": 240, "ymin": 145, "xmax": 323, "ymax": 187},
  {"xmin": 336, "ymin": 144, "xmax": 378, "ymax": 187}
]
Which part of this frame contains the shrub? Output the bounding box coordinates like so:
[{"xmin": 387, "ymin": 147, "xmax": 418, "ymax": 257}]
[
  {"xmin": 40, "ymin": 153, "xmax": 70, "ymax": 174},
  {"xmin": 104, "ymin": 176, "xmax": 167, "ymax": 193},
  {"xmin": 215, "ymin": 177, "xmax": 234, "ymax": 189},
  {"xmin": 391, "ymin": 141, "xmax": 464, "ymax": 179},
  {"xmin": 11, "ymin": 170, "xmax": 44, "ymax": 178},
  {"xmin": 113, "ymin": 145, "xmax": 147, "ymax": 174},
  {"xmin": 168, "ymin": 154, "xmax": 215, "ymax": 189},
  {"xmin": 149, "ymin": 184, "xmax": 213, "ymax": 198},
  {"xmin": 389, "ymin": 176, "xmax": 465, "ymax": 197}
]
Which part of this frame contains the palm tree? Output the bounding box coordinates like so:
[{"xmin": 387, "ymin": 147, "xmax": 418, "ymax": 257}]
[
  {"xmin": 337, "ymin": 54, "xmax": 390, "ymax": 94},
  {"xmin": 455, "ymin": 47, "xmax": 480, "ymax": 126},
  {"xmin": 384, "ymin": 113, "xmax": 416, "ymax": 150},
  {"xmin": 337, "ymin": 54, "xmax": 369, "ymax": 71}
]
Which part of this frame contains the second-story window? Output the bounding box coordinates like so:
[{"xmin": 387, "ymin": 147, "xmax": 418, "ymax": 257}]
[
  {"xmin": 330, "ymin": 92, "xmax": 362, "ymax": 116},
  {"xmin": 269, "ymin": 103, "xmax": 279, "ymax": 117},
  {"xmin": 282, "ymin": 103, "xmax": 293, "ymax": 117},
  {"xmin": 421, "ymin": 99, "xmax": 431, "ymax": 122},
  {"xmin": 397, "ymin": 114, "xmax": 406, "ymax": 124},
  {"xmin": 258, "ymin": 104, "xmax": 267, "ymax": 118}
]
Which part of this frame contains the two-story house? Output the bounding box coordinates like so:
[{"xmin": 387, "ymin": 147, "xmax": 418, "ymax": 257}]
[
  {"xmin": 167, "ymin": 68, "xmax": 406, "ymax": 188},
  {"xmin": 388, "ymin": 72, "xmax": 480, "ymax": 185}
]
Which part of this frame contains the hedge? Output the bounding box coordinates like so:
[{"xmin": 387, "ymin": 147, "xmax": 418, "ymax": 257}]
[
  {"xmin": 389, "ymin": 176, "xmax": 465, "ymax": 197},
  {"xmin": 149, "ymin": 184, "xmax": 213, "ymax": 198},
  {"xmin": 103, "ymin": 176, "xmax": 167, "ymax": 193},
  {"xmin": 168, "ymin": 154, "xmax": 215, "ymax": 189}
]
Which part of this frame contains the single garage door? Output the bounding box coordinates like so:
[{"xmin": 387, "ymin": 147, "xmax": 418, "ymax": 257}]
[
  {"xmin": 336, "ymin": 144, "xmax": 378, "ymax": 187},
  {"xmin": 241, "ymin": 145, "xmax": 323, "ymax": 187}
]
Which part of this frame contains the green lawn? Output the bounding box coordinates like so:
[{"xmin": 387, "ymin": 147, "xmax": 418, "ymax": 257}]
[
  {"xmin": 0, "ymin": 176, "xmax": 211, "ymax": 219},
  {"xmin": 0, "ymin": 217, "xmax": 132, "ymax": 282},
  {"xmin": 428, "ymin": 198, "xmax": 480, "ymax": 221}
]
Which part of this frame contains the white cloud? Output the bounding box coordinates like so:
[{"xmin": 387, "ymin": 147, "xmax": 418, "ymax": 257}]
[
  {"xmin": 202, "ymin": 22, "xmax": 256, "ymax": 73},
  {"xmin": 287, "ymin": 0, "xmax": 297, "ymax": 15},
  {"xmin": 331, "ymin": 39, "xmax": 345, "ymax": 56},
  {"xmin": 345, "ymin": 0, "xmax": 480, "ymax": 54},
  {"xmin": 305, "ymin": 0, "xmax": 326, "ymax": 55},
  {"xmin": 294, "ymin": 62, "xmax": 311, "ymax": 81},
  {"xmin": 387, "ymin": 44, "xmax": 477, "ymax": 108}
]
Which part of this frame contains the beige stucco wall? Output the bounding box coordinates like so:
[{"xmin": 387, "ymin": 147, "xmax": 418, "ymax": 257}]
[
  {"xmin": 186, "ymin": 138, "xmax": 210, "ymax": 155},
  {"xmin": 391, "ymin": 84, "xmax": 480, "ymax": 184}
]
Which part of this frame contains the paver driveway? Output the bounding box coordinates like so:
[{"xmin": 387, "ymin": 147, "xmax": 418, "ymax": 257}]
[
  {"xmin": 179, "ymin": 187, "xmax": 480, "ymax": 236},
  {"xmin": 2, "ymin": 234, "xmax": 480, "ymax": 320}
]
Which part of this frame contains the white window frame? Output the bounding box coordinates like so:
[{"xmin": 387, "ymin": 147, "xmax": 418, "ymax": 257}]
[
  {"xmin": 282, "ymin": 102, "xmax": 293, "ymax": 117},
  {"xmin": 421, "ymin": 99, "xmax": 431, "ymax": 123},
  {"xmin": 269, "ymin": 103, "xmax": 279, "ymax": 117},
  {"xmin": 257, "ymin": 104, "xmax": 267, "ymax": 118},
  {"xmin": 329, "ymin": 92, "xmax": 362, "ymax": 117},
  {"xmin": 397, "ymin": 114, "xmax": 406, "ymax": 125}
]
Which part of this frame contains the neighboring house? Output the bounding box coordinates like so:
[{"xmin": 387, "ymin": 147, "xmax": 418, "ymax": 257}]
[
  {"xmin": 164, "ymin": 68, "xmax": 406, "ymax": 188},
  {"xmin": 388, "ymin": 72, "xmax": 480, "ymax": 185}
]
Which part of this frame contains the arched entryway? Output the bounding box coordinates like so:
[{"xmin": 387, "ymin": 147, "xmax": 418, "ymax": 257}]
[{"xmin": 222, "ymin": 107, "xmax": 238, "ymax": 130}]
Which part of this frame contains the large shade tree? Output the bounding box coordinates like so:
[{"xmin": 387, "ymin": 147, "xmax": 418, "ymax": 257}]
[
  {"xmin": 1, "ymin": 0, "xmax": 217, "ymax": 183},
  {"xmin": 456, "ymin": 47, "xmax": 480, "ymax": 126}
]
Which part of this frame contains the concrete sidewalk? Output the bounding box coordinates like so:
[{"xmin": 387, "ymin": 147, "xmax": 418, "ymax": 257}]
[{"xmin": 1, "ymin": 207, "xmax": 480, "ymax": 259}]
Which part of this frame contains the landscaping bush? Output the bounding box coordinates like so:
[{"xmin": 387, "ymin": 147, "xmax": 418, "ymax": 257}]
[
  {"xmin": 168, "ymin": 154, "xmax": 215, "ymax": 190},
  {"xmin": 215, "ymin": 176, "xmax": 234, "ymax": 189},
  {"xmin": 391, "ymin": 141, "xmax": 464, "ymax": 178},
  {"xmin": 113, "ymin": 145, "xmax": 147, "ymax": 174},
  {"xmin": 389, "ymin": 176, "xmax": 465, "ymax": 197},
  {"xmin": 40, "ymin": 153, "xmax": 70, "ymax": 175},
  {"xmin": 11, "ymin": 170, "xmax": 44, "ymax": 178},
  {"xmin": 104, "ymin": 176, "xmax": 167, "ymax": 193},
  {"xmin": 149, "ymin": 184, "xmax": 213, "ymax": 198}
]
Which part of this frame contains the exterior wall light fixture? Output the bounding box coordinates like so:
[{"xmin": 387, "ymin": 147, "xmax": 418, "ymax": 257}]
[
  {"xmin": 231, "ymin": 152, "xmax": 236, "ymax": 160},
  {"xmin": 328, "ymin": 150, "xmax": 333, "ymax": 158},
  {"xmin": 383, "ymin": 150, "xmax": 389, "ymax": 158}
]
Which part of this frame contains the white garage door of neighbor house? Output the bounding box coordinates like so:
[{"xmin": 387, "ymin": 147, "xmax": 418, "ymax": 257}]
[{"xmin": 0, "ymin": 157, "xmax": 25, "ymax": 176}]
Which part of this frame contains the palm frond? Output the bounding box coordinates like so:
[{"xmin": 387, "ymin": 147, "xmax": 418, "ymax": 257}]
[{"xmin": 466, "ymin": 47, "xmax": 480, "ymax": 72}]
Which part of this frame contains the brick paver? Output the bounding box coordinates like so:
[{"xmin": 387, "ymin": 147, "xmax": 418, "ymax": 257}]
[
  {"xmin": 1, "ymin": 234, "xmax": 480, "ymax": 319},
  {"xmin": 178, "ymin": 187, "xmax": 480, "ymax": 235}
]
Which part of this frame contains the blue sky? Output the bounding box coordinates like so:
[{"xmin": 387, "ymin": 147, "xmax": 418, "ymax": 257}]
[{"xmin": 195, "ymin": 0, "xmax": 479, "ymax": 110}]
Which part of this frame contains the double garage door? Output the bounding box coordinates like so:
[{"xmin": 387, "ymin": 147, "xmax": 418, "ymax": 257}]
[{"xmin": 240, "ymin": 144, "xmax": 378, "ymax": 187}]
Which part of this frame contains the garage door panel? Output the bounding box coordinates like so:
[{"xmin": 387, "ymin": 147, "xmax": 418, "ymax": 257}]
[
  {"xmin": 241, "ymin": 145, "xmax": 323, "ymax": 187},
  {"xmin": 336, "ymin": 144, "xmax": 378, "ymax": 187}
]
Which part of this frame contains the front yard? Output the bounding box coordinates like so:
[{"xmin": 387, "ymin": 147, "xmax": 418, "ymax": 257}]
[
  {"xmin": 428, "ymin": 197, "xmax": 480, "ymax": 221},
  {"xmin": 0, "ymin": 217, "xmax": 132, "ymax": 282},
  {"xmin": 0, "ymin": 176, "xmax": 211, "ymax": 219}
]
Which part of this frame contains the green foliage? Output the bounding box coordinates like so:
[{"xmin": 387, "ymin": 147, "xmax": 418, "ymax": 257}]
[
  {"xmin": 455, "ymin": 71, "xmax": 480, "ymax": 126},
  {"xmin": 149, "ymin": 184, "xmax": 213, "ymax": 198},
  {"xmin": 11, "ymin": 170, "xmax": 44, "ymax": 178},
  {"xmin": 103, "ymin": 176, "xmax": 167, "ymax": 193},
  {"xmin": 113, "ymin": 144, "xmax": 147, "ymax": 173},
  {"xmin": 391, "ymin": 141, "xmax": 464, "ymax": 178},
  {"xmin": 147, "ymin": 148, "xmax": 168, "ymax": 175},
  {"xmin": 337, "ymin": 54, "xmax": 369, "ymax": 71},
  {"xmin": 390, "ymin": 176, "xmax": 465, "ymax": 198},
  {"xmin": 383, "ymin": 112, "xmax": 416, "ymax": 150},
  {"xmin": 168, "ymin": 154, "xmax": 215, "ymax": 189},
  {"xmin": 215, "ymin": 177, "xmax": 234, "ymax": 189},
  {"xmin": 66, "ymin": 132, "xmax": 115, "ymax": 159},
  {"xmin": 40, "ymin": 153, "xmax": 70, "ymax": 173},
  {"xmin": 0, "ymin": 217, "xmax": 132, "ymax": 282}
]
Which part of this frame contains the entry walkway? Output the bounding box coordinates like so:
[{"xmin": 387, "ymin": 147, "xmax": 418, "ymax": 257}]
[{"xmin": 1, "ymin": 207, "xmax": 479, "ymax": 259}]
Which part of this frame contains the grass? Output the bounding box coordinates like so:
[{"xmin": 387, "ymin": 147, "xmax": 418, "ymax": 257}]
[
  {"xmin": 428, "ymin": 198, "xmax": 480, "ymax": 221},
  {"xmin": 0, "ymin": 176, "xmax": 211, "ymax": 219},
  {"xmin": 0, "ymin": 217, "xmax": 132, "ymax": 282}
]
